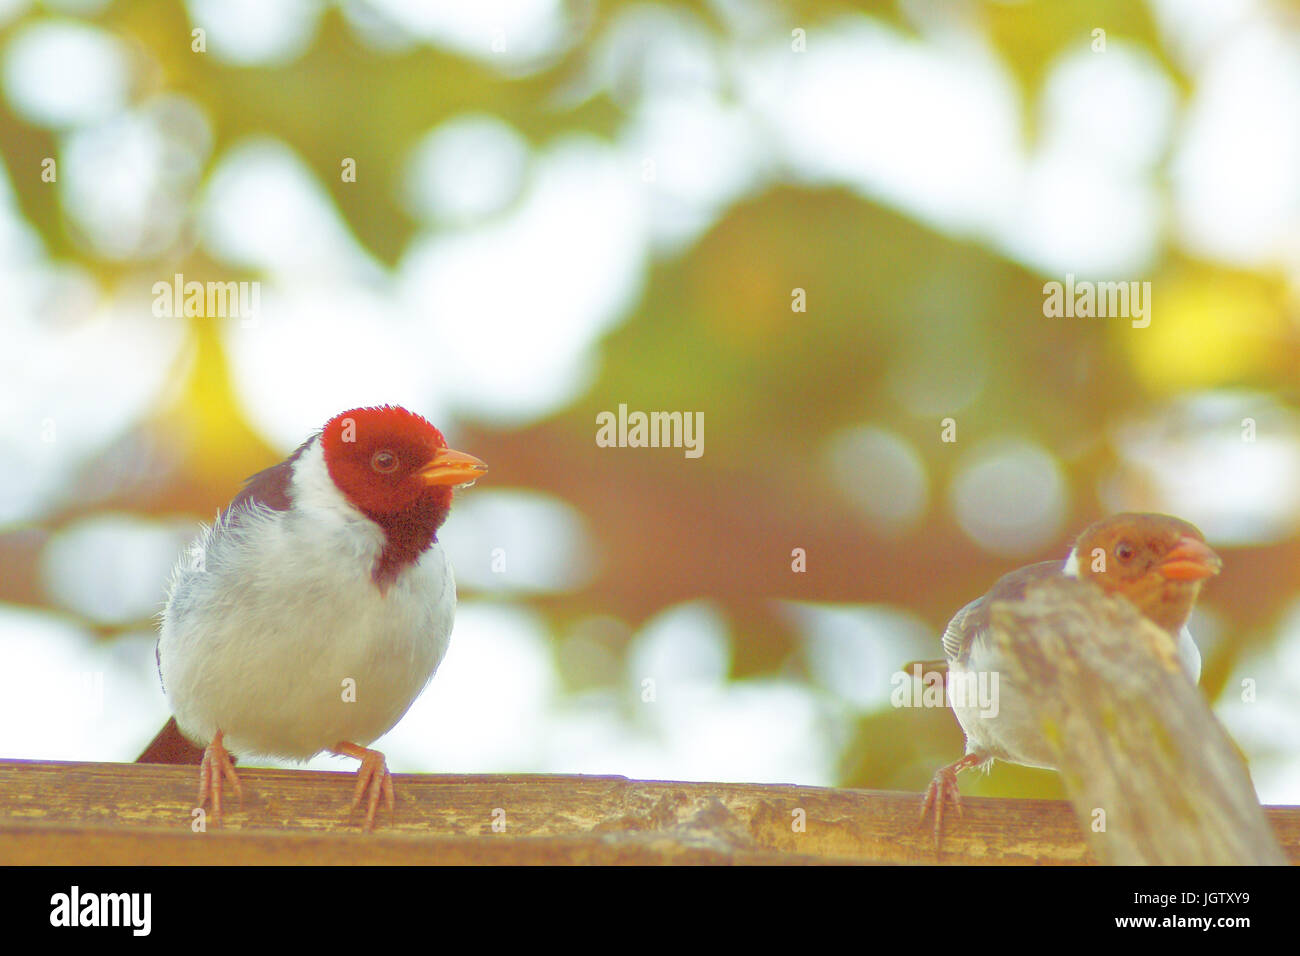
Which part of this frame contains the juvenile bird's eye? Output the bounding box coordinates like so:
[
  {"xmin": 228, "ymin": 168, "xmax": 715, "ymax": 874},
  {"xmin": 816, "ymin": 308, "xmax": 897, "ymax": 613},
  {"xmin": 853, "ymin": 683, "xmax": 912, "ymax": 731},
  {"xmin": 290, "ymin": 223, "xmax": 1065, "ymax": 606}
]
[
  {"xmin": 1115, "ymin": 541, "xmax": 1135, "ymax": 563},
  {"xmin": 370, "ymin": 450, "xmax": 399, "ymax": 474}
]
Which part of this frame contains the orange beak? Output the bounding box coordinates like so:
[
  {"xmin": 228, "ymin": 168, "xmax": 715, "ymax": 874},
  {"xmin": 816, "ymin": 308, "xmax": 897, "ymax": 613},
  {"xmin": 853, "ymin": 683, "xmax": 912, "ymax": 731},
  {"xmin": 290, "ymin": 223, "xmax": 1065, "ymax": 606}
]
[
  {"xmin": 417, "ymin": 447, "xmax": 488, "ymax": 487},
  {"xmin": 1158, "ymin": 536, "xmax": 1222, "ymax": 581}
]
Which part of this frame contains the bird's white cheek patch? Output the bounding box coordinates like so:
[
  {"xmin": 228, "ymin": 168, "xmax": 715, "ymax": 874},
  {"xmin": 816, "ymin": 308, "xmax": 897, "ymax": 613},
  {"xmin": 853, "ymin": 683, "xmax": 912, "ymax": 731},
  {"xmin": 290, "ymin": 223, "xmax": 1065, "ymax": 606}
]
[{"xmin": 1062, "ymin": 548, "xmax": 1080, "ymax": 578}]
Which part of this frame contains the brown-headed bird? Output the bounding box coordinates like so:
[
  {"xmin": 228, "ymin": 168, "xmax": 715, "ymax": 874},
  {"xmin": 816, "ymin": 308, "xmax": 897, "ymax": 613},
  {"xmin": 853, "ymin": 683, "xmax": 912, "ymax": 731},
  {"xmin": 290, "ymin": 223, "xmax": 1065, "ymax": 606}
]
[{"xmin": 919, "ymin": 513, "xmax": 1222, "ymax": 843}]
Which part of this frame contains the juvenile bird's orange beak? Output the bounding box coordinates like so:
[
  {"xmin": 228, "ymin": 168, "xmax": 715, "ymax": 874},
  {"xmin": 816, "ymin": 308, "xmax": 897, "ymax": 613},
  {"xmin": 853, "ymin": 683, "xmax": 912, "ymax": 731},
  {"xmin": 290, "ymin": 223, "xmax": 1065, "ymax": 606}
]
[
  {"xmin": 417, "ymin": 447, "xmax": 487, "ymax": 487},
  {"xmin": 1158, "ymin": 536, "xmax": 1222, "ymax": 581}
]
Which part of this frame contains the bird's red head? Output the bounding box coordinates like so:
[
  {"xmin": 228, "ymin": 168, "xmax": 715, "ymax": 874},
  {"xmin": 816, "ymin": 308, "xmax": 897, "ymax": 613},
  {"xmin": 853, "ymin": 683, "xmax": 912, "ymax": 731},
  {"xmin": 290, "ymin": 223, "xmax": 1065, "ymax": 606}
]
[
  {"xmin": 319, "ymin": 406, "xmax": 486, "ymax": 588},
  {"xmin": 1070, "ymin": 512, "xmax": 1221, "ymax": 633},
  {"xmin": 320, "ymin": 405, "xmax": 486, "ymax": 517}
]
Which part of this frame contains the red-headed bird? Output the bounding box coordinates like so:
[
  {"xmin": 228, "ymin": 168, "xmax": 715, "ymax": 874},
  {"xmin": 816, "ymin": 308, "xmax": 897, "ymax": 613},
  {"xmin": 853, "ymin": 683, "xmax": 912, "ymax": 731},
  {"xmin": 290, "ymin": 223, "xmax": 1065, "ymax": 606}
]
[{"xmin": 137, "ymin": 406, "xmax": 487, "ymax": 830}]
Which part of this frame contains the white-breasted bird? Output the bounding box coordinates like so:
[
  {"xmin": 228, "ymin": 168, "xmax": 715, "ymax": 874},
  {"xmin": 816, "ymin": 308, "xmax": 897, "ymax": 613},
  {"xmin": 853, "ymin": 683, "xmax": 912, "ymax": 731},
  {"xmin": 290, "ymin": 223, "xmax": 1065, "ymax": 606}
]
[
  {"xmin": 137, "ymin": 405, "xmax": 487, "ymax": 830},
  {"xmin": 918, "ymin": 513, "xmax": 1221, "ymax": 844}
]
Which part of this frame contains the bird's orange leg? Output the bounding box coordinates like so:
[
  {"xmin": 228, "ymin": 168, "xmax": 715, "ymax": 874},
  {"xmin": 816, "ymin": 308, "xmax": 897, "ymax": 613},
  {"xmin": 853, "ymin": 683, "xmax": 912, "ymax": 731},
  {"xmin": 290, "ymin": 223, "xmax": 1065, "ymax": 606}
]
[
  {"xmin": 197, "ymin": 729, "xmax": 242, "ymax": 826},
  {"xmin": 919, "ymin": 751, "xmax": 987, "ymax": 848},
  {"xmin": 332, "ymin": 741, "xmax": 395, "ymax": 832}
]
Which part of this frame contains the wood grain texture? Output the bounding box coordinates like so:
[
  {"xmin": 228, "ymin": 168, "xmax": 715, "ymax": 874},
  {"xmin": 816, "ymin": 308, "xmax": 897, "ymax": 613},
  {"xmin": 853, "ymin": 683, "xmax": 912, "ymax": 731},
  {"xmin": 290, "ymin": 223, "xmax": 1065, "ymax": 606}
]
[
  {"xmin": 1, "ymin": 760, "xmax": 1296, "ymax": 864},
  {"xmin": 991, "ymin": 578, "xmax": 1288, "ymax": 865}
]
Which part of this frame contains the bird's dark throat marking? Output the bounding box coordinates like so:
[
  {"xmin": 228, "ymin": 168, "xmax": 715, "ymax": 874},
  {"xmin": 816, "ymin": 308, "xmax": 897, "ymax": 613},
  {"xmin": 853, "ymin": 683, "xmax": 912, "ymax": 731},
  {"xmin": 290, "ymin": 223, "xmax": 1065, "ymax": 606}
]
[{"xmin": 367, "ymin": 492, "xmax": 451, "ymax": 592}]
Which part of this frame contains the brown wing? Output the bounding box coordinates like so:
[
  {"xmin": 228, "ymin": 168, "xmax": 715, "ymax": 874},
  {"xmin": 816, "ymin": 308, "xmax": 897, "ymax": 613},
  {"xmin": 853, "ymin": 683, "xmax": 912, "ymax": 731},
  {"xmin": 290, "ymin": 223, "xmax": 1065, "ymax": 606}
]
[
  {"xmin": 942, "ymin": 560, "xmax": 1064, "ymax": 666},
  {"xmin": 140, "ymin": 446, "xmax": 314, "ymax": 763}
]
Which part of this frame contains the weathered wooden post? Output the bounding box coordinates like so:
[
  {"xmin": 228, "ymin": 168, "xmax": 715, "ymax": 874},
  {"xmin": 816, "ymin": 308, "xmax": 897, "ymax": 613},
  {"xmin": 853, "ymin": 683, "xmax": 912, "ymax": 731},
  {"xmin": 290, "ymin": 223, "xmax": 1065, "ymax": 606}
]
[{"xmin": 990, "ymin": 577, "xmax": 1285, "ymax": 864}]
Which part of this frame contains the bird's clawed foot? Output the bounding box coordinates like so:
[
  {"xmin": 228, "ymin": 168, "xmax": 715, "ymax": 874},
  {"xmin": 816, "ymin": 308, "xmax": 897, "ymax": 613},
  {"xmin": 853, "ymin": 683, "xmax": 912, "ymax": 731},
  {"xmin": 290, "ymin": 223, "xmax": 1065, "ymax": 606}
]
[
  {"xmin": 197, "ymin": 729, "xmax": 243, "ymax": 826},
  {"xmin": 332, "ymin": 741, "xmax": 395, "ymax": 832},
  {"xmin": 918, "ymin": 752, "xmax": 985, "ymax": 849}
]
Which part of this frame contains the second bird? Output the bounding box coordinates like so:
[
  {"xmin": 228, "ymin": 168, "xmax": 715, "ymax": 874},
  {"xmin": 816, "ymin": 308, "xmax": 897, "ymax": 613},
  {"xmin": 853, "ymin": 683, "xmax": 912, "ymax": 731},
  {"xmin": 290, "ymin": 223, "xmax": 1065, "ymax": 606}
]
[{"xmin": 919, "ymin": 512, "xmax": 1222, "ymax": 843}]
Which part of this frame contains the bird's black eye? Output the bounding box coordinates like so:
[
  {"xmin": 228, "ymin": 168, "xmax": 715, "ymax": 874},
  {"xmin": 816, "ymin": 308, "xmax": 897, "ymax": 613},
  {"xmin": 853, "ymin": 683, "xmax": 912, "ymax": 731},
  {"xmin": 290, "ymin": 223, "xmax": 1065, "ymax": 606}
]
[
  {"xmin": 1115, "ymin": 541, "xmax": 1135, "ymax": 563},
  {"xmin": 370, "ymin": 450, "xmax": 399, "ymax": 474}
]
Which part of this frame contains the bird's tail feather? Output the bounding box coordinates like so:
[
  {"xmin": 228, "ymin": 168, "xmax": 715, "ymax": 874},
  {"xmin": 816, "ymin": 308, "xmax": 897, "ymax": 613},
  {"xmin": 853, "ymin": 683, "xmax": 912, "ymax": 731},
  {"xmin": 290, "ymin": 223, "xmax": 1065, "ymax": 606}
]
[
  {"xmin": 136, "ymin": 717, "xmax": 207, "ymax": 764},
  {"xmin": 902, "ymin": 659, "xmax": 949, "ymax": 680}
]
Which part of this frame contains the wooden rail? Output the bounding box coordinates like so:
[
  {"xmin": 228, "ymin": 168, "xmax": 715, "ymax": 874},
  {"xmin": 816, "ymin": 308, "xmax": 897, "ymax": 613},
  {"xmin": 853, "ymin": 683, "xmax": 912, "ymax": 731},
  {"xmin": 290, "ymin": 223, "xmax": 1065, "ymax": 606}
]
[{"xmin": 1, "ymin": 760, "xmax": 1297, "ymax": 864}]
